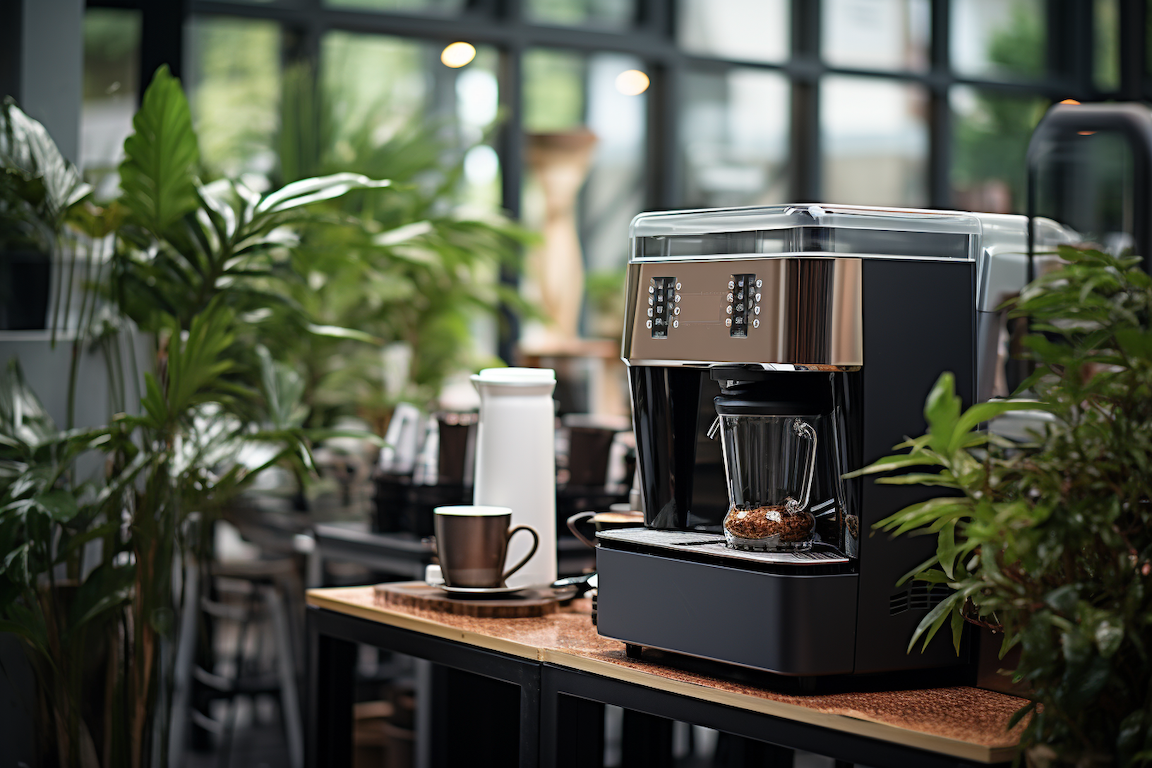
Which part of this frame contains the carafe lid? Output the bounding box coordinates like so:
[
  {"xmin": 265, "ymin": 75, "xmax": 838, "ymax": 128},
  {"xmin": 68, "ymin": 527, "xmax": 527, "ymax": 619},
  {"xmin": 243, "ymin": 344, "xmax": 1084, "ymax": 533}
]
[{"xmin": 711, "ymin": 368, "xmax": 831, "ymax": 415}]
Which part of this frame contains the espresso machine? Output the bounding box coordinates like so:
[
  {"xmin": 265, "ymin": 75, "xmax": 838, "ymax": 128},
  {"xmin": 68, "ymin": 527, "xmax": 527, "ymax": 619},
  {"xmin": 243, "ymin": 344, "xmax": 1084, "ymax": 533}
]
[{"xmin": 595, "ymin": 203, "xmax": 1075, "ymax": 677}]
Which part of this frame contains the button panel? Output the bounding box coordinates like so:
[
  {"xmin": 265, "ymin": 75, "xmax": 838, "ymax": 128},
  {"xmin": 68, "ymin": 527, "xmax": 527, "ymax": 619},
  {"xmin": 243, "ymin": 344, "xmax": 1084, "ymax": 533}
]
[
  {"xmin": 648, "ymin": 276, "xmax": 677, "ymax": 338},
  {"xmin": 727, "ymin": 274, "xmax": 757, "ymax": 337}
]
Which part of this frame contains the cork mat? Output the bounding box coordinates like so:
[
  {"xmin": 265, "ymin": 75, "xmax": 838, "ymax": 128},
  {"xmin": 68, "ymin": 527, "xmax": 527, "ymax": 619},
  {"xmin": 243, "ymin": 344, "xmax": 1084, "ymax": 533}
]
[
  {"xmin": 308, "ymin": 586, "xmax": 1029, "ymax": 763},
  {"xmin": 373, "ymin": 581, "xmax": 560, "ymax": 618}
]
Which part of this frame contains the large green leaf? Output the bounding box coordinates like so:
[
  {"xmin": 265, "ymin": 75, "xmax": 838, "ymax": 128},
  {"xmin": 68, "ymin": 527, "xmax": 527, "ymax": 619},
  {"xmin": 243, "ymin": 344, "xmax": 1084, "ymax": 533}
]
[
  {"xmin": 119, "ymin": 65, "xmax": 200, "ymax": 236},
  {"xmin": 0, "ymin": 98, "xmax": 91, "ymax": 224}
]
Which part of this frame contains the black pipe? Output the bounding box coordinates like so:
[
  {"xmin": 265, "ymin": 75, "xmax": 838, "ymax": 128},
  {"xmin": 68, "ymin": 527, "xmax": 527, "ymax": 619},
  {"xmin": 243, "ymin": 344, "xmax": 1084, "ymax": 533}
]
[{"xmin": 1026, "ymin": 102, "xmax": 1152, "ymax": 275}]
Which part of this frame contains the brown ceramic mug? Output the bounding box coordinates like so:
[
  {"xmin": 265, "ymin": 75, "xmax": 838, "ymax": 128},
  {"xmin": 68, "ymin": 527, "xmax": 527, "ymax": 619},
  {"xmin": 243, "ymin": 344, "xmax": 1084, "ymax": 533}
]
[{"xmin": 433, "ymin": 506, "xmax": 539, "ymax": 588}]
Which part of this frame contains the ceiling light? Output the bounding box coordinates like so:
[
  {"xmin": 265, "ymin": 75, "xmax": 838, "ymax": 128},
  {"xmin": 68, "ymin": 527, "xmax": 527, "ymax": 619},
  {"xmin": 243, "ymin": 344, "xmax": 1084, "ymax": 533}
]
[{"xmin": 441, "ymin": 42, "xmax": 476, "ymax": 69}]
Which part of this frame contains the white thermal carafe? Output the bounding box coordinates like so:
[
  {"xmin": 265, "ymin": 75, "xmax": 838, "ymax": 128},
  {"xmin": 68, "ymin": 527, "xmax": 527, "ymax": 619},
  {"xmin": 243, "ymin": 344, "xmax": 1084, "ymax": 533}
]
[{"xmin": 471, "ymin": 367, "xmax": 557, "ymax": 588}]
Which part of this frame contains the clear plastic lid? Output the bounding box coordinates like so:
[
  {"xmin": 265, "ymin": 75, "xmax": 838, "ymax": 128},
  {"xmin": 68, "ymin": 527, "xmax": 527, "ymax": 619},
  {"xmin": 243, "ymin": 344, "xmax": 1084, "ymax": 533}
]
[{"xmin": 631, "ymin": 204, "xmax": 982, "ymax": 261}]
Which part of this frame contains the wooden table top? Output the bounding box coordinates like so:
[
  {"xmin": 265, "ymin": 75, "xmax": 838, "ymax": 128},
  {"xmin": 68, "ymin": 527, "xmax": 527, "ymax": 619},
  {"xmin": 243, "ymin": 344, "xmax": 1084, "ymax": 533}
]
[{"xmin": 307, "ymin": 585, "xmax": 1028, "ymax": 764}]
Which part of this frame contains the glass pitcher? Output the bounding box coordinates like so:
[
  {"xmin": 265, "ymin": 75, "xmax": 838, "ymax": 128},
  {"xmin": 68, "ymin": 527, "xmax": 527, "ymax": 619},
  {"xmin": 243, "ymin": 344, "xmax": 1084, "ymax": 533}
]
[{"xmin": 709, "ymin": 414, "xmax": 819, "ymax": 551}]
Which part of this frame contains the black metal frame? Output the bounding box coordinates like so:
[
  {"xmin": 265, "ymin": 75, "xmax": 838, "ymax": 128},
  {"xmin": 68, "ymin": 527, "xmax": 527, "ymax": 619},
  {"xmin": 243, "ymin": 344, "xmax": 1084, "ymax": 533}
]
[
  {"xmin": 307, "ymin": 603, "xmax": 1010, "ymax": 768},
  {"xmin": 83, "ymin": 0, "xmax": 1144, "ymax": 206},
  {"xmin": 80, "ymin": 0, "xmax": 1150, "ymax": 358},
  {"xmin": 306, "ymin": 605, "xmax": 542, "ymax": 768}
]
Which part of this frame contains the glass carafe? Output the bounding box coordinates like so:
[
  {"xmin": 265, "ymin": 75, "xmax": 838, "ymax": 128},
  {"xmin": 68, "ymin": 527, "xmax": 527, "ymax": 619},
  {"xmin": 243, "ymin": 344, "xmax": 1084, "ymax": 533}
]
[{"xmin": 711, "ymin": 414, "xmax": 819, "ymax": 551}]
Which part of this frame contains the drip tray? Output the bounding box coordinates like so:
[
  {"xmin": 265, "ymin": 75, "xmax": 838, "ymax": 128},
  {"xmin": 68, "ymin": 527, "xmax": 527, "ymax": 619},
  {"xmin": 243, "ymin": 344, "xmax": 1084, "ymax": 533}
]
[{"xmin": 596, "ymin": 527, "xmax": 850, "ymax": 566}]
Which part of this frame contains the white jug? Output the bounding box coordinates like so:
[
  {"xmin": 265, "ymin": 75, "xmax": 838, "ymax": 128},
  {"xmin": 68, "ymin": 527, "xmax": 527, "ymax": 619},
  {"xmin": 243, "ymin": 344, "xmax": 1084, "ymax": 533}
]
[{"xmin": 471, "ymin": 368, "xmax": 557, "ymax": 588}]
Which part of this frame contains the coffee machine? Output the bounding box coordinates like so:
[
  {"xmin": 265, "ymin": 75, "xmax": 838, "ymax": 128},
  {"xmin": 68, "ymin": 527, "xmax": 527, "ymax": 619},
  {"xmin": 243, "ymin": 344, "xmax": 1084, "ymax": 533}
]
[{"xmin": 595, "ymin": 203, "xmax": 1075, "ymax": 676}]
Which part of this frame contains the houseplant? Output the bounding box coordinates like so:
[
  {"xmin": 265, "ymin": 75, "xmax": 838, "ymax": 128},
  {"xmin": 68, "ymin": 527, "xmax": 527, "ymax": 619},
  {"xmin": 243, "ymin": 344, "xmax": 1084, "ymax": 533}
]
[
  {"xmin": 849, "ymin": 246, "xmax": 1152, "ymax": 766},
  {"xmin": 0, "ymin": 99, "xmax": 92, "ymax": 329},
  {"xmin": 0, "ymin": 65, "xmax": 392, "ymax": 767},
  {"xmin": 266, "ymin": 63, "xmax": 535, "ymax": 425}
]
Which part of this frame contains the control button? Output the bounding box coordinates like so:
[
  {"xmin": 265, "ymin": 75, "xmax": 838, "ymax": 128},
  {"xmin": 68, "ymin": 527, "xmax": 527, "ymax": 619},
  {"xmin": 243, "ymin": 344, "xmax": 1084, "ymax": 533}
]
[
  {"xmin": 725, "ymin": 305, "xmax": 732, "ymax": 315},
  {"xmin": 674, "ymin": 306, "xmax": 680, "ymax": 315},
  {"xmin": 649, "ymin": 285, "xmax": 655, "ymax": 294},
  {"xmin": 648, "ymin": 296, "xmax": 654, "ymax": 306},
  {"xmin": 726, "ymin": 293, "xmax": 733, "ymax": 302},
  {"xmin": 646, "ymin": 319, "xmax": 652, "ymax": 329},
  {"xmin": 647, "ymin": 308, "xmax": 653, "ymax": 317},
  {"xmin": 753, "ymin": 318, "xmax": 760, "ymax": 328},
  {"xmin": 756, "ymin": 279, "xmax": 762, "ymax": 288},
  {"xmin": 728, "ymin": 280, "xmax": 734, "ymax": 290},
  {"xmin": 675, "ymin": 282, "xmax": 681, "ymax": 291},
  {"xmin": 735, "ymin": 304, "xmax": 744, "ymax": 313},
  {"xmin": 737, "ymin": 292, "xmax": 743, "ymax": 300},
  {"xmin": 656, "ymin": 305, "xmax": 662, "ymax": 314},
  {"xmin": 674, "ymin": 294, "xmax": 680, "ymax": 303},
  {"xmin": 755, "ymin": 293, "xmax": 761, "ymax": 302},
  {"xmin": 734, "ymin": 316, "xmax": 743, "ymax": 325},
  {"xmin": 725, "ymin": 318, "xmax": 732, "ymax": 327},
  {"xmin": 672, "ymin": 320, "xmax": 679, "ymax": 328},
  {"xmin": 754, "ymin": 306, "xmax": 760, "ymax": 315}
]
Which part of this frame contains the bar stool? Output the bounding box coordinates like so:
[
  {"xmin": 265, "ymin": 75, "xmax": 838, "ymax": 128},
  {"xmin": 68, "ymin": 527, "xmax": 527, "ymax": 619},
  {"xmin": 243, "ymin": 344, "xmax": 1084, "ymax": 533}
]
[{"xmin": 191, "ymin": 558, "xmax": 304, "ymax": 768}]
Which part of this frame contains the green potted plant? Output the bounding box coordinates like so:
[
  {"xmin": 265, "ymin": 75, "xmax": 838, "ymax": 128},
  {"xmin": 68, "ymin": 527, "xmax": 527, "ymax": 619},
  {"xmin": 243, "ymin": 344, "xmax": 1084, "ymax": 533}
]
[
  {"xmin": 265, "ymin": 63, "xmax": 536, "ymax": 427},
  {"xmin": 850, "ymin": 246, "xmax": 1152, "ymax": 766},
  {"xmin": 0, "ymin": 64, "xmax": 391, "ymax": 767},
  {"xmin": 0, "ymin": 99, "xmax": 91, "ymax": 329}
]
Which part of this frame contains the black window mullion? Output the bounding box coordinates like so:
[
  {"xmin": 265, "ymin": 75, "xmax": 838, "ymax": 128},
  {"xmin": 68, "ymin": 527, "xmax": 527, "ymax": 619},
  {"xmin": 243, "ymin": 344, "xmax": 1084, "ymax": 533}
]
[
  {"xmin": 928, "ymin": 0, "xmax": 953, "ymax": 208},
  {"xmin": 1119, "ymin": 0, "xmax": 1148, "ymax": 100},
  {"xmin": 791, "ymin": 0, "xmax": 821, "ymax": 202},
  {"xmin": 495, "ymin": 0, "xmax": 523, "ymax": 364},
  {"xmin": 139, "ymin": 0, "xmax": 187, "ymax": 95}
]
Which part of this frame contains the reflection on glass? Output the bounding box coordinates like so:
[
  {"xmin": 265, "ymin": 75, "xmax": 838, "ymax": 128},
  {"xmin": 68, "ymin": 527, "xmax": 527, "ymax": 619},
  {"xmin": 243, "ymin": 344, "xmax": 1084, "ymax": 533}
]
[
  {"xmin": 185, "ymin": 16, "xmax": 281, "ymax": 178},
  {"xmin": 680, "ymin": 68, "xmax": 789, "ymax": 209},
  {"xmin": 521, "ymin": 49, "xmax": 647, "ymax": 340},
  {"xmin": 526, "ymin": 0, "xmax": 635, "ymax": 29},
  {"xmin": 324, "ymin": 0, "xmax": 465, "ymax": 13},
  {"xmin": 951, "ymin": 0, "xmax": 1046, "ymax": 80},
  {"xmin": 951, "ymin": 86, "xmax": 1046, "ymax": 213},
  {"xmin": 821, "ymin": 76, "xmax": 927, "ymax": 207},
  {"xmin": 678, "ymin": 0, "xmax": 789, "ymax": 64},
  {"xmin": 322, "ymin": 33, "xmax": 502, "ymax": 209},
  {"xmin": 822, "ymin": 0, "xmax": 929, "ymax": 71},
  {"xmin": 80, "ymin": 9, "xmax": 141, "ymax": 194},
  {"xmin": 1094, "ymin": 0, "xmax": 1119, "ymax": 91}
]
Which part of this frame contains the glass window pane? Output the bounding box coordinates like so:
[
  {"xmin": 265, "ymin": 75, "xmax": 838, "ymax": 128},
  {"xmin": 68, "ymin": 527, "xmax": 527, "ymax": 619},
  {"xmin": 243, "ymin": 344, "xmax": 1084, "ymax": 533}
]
[
  {"xmin": 822, "ymin": 0, "xmax": 929, "ymax": 71},
  {"xmin": 321, "ymin": 33, "xmax": 502, "ymax": 207},
  {"xmin": 521, "ymin": 49, "xmax": 647, "ymax": 340},
  {"xmin": 680, "ymin": 68, "xmax": 790, "ymax": 208},
  {"xmin": 1094, "ymin": 0, "xmax": 1119, "ymax": 91},
  {"xmin": 526, "ymin": 0, "xmax": 634, "ymax": 29},
  {"xmin": 951, "ymin": 86, "xmax": 1047, "ymax": 213},
  {"xmin": 185, "ymin": 16, "xmax": 282, "ymax": 178},
  {"xmin": 678, "ymin": 0, "xmax": 789, "ymax": 64},
  {"xmin": 821, "ymin": 76, "xmax": 928, "ymax": 207},
  {"xmin": 81, "ymin": 8, "xmax": 141, "ymax": 194},
  {"xmin": 951, "ymin": 0, "xmax": 1046, "ymax": 80},
  {"xmin": 323, "ymin": 0, "xmax": 465, "ymax": 13}
]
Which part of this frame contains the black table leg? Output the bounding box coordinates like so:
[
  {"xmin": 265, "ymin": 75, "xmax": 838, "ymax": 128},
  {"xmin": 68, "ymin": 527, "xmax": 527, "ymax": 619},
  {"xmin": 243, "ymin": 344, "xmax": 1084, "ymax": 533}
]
[
  {"xmin": 621, "ymin": 709, "xmax": 675, "ymax": 768},
  {"xmin": 306, "ymin": 607, "xmax": 356, "ymax": 768}
]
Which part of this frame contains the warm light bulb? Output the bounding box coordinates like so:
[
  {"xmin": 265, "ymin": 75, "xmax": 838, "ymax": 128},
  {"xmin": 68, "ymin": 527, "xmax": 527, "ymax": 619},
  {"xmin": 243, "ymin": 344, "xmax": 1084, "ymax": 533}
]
[
  {"xmin": 441, "ymin": 42, "xmax": 476, "ymax": 68},
  {"xmin": 615, "ymin": 69, "xmax": 650, "ymax": 96},
  {"xmin": 1060, "ymin": 98, "xmax": 1081, "ymax": 105}
]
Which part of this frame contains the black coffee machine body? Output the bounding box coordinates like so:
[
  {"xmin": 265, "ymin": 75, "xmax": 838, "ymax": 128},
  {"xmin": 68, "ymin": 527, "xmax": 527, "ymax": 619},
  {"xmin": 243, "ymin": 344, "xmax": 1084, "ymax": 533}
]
[{"xmin": 595, "ymin": 203, "xmax": 1073, "ymax": 676}]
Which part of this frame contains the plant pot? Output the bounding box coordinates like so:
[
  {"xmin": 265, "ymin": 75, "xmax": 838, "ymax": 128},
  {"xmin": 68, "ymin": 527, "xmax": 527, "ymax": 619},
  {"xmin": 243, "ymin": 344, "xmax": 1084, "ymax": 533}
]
[{"xmin": 0, "ymin": 250, "xmax": 51, "ymax": 330}]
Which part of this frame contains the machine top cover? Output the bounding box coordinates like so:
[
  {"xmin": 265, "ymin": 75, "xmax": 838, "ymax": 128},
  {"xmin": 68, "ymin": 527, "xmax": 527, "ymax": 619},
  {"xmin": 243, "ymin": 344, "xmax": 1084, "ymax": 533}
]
[{"xmin": 630, "ymin": 203, "xmax": 984, "ymax": 262}]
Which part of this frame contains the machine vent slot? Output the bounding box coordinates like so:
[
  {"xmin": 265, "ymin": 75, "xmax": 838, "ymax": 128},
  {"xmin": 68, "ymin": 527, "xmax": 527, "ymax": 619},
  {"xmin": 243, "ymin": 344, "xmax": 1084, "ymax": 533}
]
[{"xmin": 889, "ymin": 584, "xmax": 948, "ymax": 616}]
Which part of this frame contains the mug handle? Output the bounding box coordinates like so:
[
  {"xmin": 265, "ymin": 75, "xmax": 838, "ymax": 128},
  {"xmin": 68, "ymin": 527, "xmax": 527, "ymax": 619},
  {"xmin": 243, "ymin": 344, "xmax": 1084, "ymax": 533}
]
[
  {"xmin": 566, "ymin": 511, "xmax": 598, "ymax": 549},
  {"xmin": 502, "ymin": 525, "xmax": 540, "ymax": 583},
  {"xmin": 787, "ymin": 419, "xmax": 819, "ymax": 513}
]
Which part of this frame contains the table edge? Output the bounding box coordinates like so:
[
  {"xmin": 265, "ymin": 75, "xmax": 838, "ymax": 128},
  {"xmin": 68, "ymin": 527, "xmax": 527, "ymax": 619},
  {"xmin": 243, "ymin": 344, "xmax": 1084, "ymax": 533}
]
[
  {"xmin": 306, "ymin": 590, "xmax": 541, "ymax": 661},
  {"xmin": 541, "ymin": 650, "xmax": 1016, "ymax": 764}
]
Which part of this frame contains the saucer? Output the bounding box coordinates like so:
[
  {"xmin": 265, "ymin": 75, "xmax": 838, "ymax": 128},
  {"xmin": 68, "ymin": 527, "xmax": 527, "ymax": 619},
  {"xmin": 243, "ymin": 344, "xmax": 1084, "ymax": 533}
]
[{"xmin": 437, "ymin": 584, "xmax": 528, "ymax": 598}]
